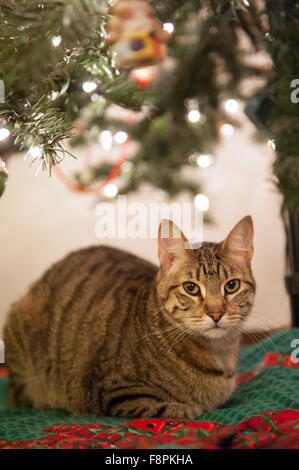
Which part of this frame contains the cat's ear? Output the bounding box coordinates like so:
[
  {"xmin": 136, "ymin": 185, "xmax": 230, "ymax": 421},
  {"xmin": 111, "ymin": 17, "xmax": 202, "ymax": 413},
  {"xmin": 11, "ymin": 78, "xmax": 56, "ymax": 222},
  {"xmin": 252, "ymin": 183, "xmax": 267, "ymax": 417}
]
[
  {"xmin": 158, "ymin": 219, "xmax": 187, "ymax": 270},
  {"xmin": 221, "ymin": 216, "xmax": 254, "ymax": 262}
]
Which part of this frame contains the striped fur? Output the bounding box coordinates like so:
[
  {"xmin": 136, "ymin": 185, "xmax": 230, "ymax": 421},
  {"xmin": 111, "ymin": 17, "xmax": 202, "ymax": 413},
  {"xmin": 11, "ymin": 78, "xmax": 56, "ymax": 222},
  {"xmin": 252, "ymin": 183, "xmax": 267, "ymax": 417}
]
[{"xmin": 4, "ymin": 217, "xmax": 255, "ymax": 418}]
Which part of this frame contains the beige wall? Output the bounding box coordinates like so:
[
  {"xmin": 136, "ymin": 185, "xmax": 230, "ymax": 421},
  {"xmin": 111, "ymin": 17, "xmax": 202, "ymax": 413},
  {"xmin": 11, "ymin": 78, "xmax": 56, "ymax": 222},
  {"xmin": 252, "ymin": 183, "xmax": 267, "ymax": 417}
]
[{"xmin": 0, "ymin": 113, "xmax": 291, "ymax": 335}]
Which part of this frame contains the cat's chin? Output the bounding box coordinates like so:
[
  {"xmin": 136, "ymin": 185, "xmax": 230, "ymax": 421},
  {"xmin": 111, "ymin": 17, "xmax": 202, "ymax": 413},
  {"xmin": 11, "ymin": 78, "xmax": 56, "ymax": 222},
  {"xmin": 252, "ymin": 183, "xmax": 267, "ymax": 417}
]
[{"xmin": 203, "ymin": 326, "xmax": 229, "ymax": 339}]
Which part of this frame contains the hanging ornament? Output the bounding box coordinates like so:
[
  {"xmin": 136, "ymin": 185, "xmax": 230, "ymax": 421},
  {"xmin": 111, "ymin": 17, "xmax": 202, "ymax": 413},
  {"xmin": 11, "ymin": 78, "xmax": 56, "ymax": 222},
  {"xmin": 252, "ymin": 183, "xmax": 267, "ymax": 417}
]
[
  {"xmin": 131, "ymin": 66, "xmax": 155, "ymax": 88},
  {"xmin": 0, "ymin": 157, "xmax": 8, "ymax": 197},
  {"xmin": 105, "ymin": 0, "xmax": 170, "ymax": 70}
]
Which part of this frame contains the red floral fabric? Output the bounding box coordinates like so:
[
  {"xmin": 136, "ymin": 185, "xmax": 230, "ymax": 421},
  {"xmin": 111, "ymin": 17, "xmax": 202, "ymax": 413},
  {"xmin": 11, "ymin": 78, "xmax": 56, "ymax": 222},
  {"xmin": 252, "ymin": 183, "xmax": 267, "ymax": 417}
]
[
  {"xmin": 1, "ymin": 352, "xmax": 299, "ymax": 449},
  {"xmin": 0, "ymin": 410, "xmax": 299, "ymax": 449},
  {"xmin": 0, "ymin": 367, "xmax": 8, "ymax": 377},
  {"xmin": 236, "ymin": 352, "xmax": 299, "ymax": 385}
]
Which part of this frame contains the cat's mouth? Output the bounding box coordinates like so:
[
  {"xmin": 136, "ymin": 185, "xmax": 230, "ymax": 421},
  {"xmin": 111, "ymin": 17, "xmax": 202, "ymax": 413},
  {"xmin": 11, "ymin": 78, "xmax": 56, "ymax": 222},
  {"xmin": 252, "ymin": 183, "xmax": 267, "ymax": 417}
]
[
  {"xmin": 207, "ymin": 324, "xmax": 222, "ymax": 330},
  {"xmin": 205, "ymin": 319, "xmax": 226, "ymax": 328}
]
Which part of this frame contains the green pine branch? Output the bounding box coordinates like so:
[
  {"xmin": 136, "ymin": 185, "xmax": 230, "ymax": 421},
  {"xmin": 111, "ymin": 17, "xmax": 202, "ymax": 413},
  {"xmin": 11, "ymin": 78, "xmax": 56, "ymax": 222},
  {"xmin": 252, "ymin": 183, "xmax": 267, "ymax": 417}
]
[{"xmin": 0, "ymin": 0, "xmax": 271, "ymax": 201}]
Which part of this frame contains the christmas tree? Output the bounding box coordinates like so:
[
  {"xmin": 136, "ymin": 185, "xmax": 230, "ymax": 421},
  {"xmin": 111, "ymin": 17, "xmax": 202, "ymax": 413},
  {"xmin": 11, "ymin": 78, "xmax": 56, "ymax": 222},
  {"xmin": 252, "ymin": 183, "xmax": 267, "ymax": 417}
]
[{"xmin": 0, "ymin": 0, "xmax": 298, "ymax": 209}]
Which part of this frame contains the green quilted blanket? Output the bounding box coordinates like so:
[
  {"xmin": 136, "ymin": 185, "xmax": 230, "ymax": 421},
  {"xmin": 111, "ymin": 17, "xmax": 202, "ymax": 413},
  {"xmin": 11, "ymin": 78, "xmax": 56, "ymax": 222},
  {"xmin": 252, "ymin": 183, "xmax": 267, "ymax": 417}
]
[{"xmin": 1, "ymin": 328, "xmax": 299, "ymax": 449}]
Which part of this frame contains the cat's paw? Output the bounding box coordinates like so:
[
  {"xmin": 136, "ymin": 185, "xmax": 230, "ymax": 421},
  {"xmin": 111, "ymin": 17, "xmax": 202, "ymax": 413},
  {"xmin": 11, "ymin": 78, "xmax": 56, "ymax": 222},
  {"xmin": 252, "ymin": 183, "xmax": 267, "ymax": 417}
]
[{"xmin": 159, "ymin": 402, "xmax": 203, "ymax": 419}]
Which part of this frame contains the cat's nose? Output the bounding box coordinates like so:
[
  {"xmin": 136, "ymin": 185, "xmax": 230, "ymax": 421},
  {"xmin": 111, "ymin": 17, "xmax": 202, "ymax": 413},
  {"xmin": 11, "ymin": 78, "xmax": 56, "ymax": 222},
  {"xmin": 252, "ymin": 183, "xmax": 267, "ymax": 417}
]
[{"xmin": 206, "ymin": 311, "xmax": 224, "ymax": 323}]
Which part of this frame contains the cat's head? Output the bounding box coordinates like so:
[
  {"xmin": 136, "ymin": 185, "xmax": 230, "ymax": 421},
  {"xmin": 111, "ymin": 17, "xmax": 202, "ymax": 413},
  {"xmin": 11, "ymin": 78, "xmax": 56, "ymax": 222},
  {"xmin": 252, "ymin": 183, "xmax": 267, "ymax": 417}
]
[{"xmin": 156, "ymin": 216, "xmax": 256, "ymax": 339}]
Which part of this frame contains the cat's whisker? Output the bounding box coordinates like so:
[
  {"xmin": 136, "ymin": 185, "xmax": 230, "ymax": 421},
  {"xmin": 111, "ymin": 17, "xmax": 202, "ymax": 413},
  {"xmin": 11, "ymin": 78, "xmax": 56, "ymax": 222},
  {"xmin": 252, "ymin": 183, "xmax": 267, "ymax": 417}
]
[
  {"xmin": 185, "ymin": 323, "xmax": 202, "ymax": 343},
  {"xmin": 243, "ymin": 312, "xmax": 294, "ymax": 344},
  {"xmin": 166, "ymin": 325, "xmax": 189, "ymax": 350},
  {"xmin": 165, "ymin": 322, "xmax": 199, "ymax": 352},
  {"xmin": 133, "ymin": 323, "xmax": 179, "ymax": 344},
  {"xmin": 234, "ymin": 323, "xmax": 267, "ymax": 347},
  {"xmin": 149, "ymin": 304, "xmax": 165, "ymax": 317},
  {"xmin": 246, "ymin": 310, "xmax": 289, "ymax": 327},
  {"xmin": 234, "ymin": 324, "xmax": 278, "ymax": 356},
  {"xmin": 182, "ymin": 320, "xmax": 206, "ymax": 344}
]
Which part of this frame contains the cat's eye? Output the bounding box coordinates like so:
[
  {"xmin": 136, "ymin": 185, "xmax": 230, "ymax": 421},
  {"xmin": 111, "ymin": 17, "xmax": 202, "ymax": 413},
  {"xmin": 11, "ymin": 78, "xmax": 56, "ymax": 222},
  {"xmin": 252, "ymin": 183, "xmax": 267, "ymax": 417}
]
[
  {"xmin": 183, "ymin": 282, "xmax": 200, "ymax": 296},
  {"xmin": 224, "ymin": 279, "xmax": 240, "ymax": 294}
]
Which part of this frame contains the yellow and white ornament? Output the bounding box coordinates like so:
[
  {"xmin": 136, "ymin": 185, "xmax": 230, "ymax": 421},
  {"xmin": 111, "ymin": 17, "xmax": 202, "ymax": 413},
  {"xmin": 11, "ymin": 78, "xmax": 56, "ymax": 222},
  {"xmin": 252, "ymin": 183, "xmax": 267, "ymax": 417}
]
[{"xmin": 105, "ymin": 0, "xmax": 170, "ymax": 69}]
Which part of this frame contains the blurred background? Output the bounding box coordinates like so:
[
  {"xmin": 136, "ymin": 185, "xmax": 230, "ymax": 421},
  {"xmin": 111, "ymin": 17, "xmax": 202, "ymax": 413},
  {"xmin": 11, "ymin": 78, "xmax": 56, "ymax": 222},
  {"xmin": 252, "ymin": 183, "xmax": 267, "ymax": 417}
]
[{"xmin": 0, "ymin": 0, "xmax": 298, "ymax": 335}]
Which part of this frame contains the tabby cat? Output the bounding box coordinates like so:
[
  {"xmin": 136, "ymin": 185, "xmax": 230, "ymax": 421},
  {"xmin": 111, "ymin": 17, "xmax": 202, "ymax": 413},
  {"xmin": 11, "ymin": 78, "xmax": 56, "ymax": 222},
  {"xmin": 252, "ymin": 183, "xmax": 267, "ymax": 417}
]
[{"xmin": 4, "ymin": 216, "xmax": 255, "ymax": 419}]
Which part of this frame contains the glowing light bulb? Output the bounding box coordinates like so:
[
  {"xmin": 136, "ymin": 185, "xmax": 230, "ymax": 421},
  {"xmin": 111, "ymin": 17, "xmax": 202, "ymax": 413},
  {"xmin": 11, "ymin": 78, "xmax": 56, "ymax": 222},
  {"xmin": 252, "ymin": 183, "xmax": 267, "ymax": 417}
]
[
  {"xmin": 132, "ymin": 68, "xmax": 155, "ymax": 88},
  {"xmin": 188, "ymin": 153, "xmax": 198, "ymax": 164},
  {"xmin": 91, "ymin": 93, "xmax": 99, "ymax": 102},
  {"xmin": 99, "ymin": 130, "xmax": 112, "ymax": 151},
  {"xmin": 187, "ymin": 110, "xmax": 201, "ymax": 123},
  {"xmin": 220, "ymin": 123, "xmax": 234, "ymax": 137},
  {"xmin": 104, "ymin": 183, "xmax": 118, "ymax": 198},
  {"xmin": 224, "ymin": 99, "xmax": 239, "ymax": 114},
  {"xmin": 114, "ymin": 131, "xmax": 128, "ymax": 144},
  {"xmin": 29, "ymin": 146, "xmax": 43, "ymax": 158},
  {"xmin": 82, "ymin": 81, "xmax": 97, "ymax": 93},
  {"xmin": 52, "ymin": 35, "xmax": 62, "ymax": 47},
  {"xmin": 194, "ymin": 194, "xmax": 210, "ymax": 211},
  {"xmin": 163, "ymin": 23, "xmax": 174, "ymax": 34},
  {"xmin": 196, "ymin": 154, "xmax": 214, "ymax": 168},
  {"xmin": 0, "ymin": 128, "xmax": 10, "ymax": 141}
]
